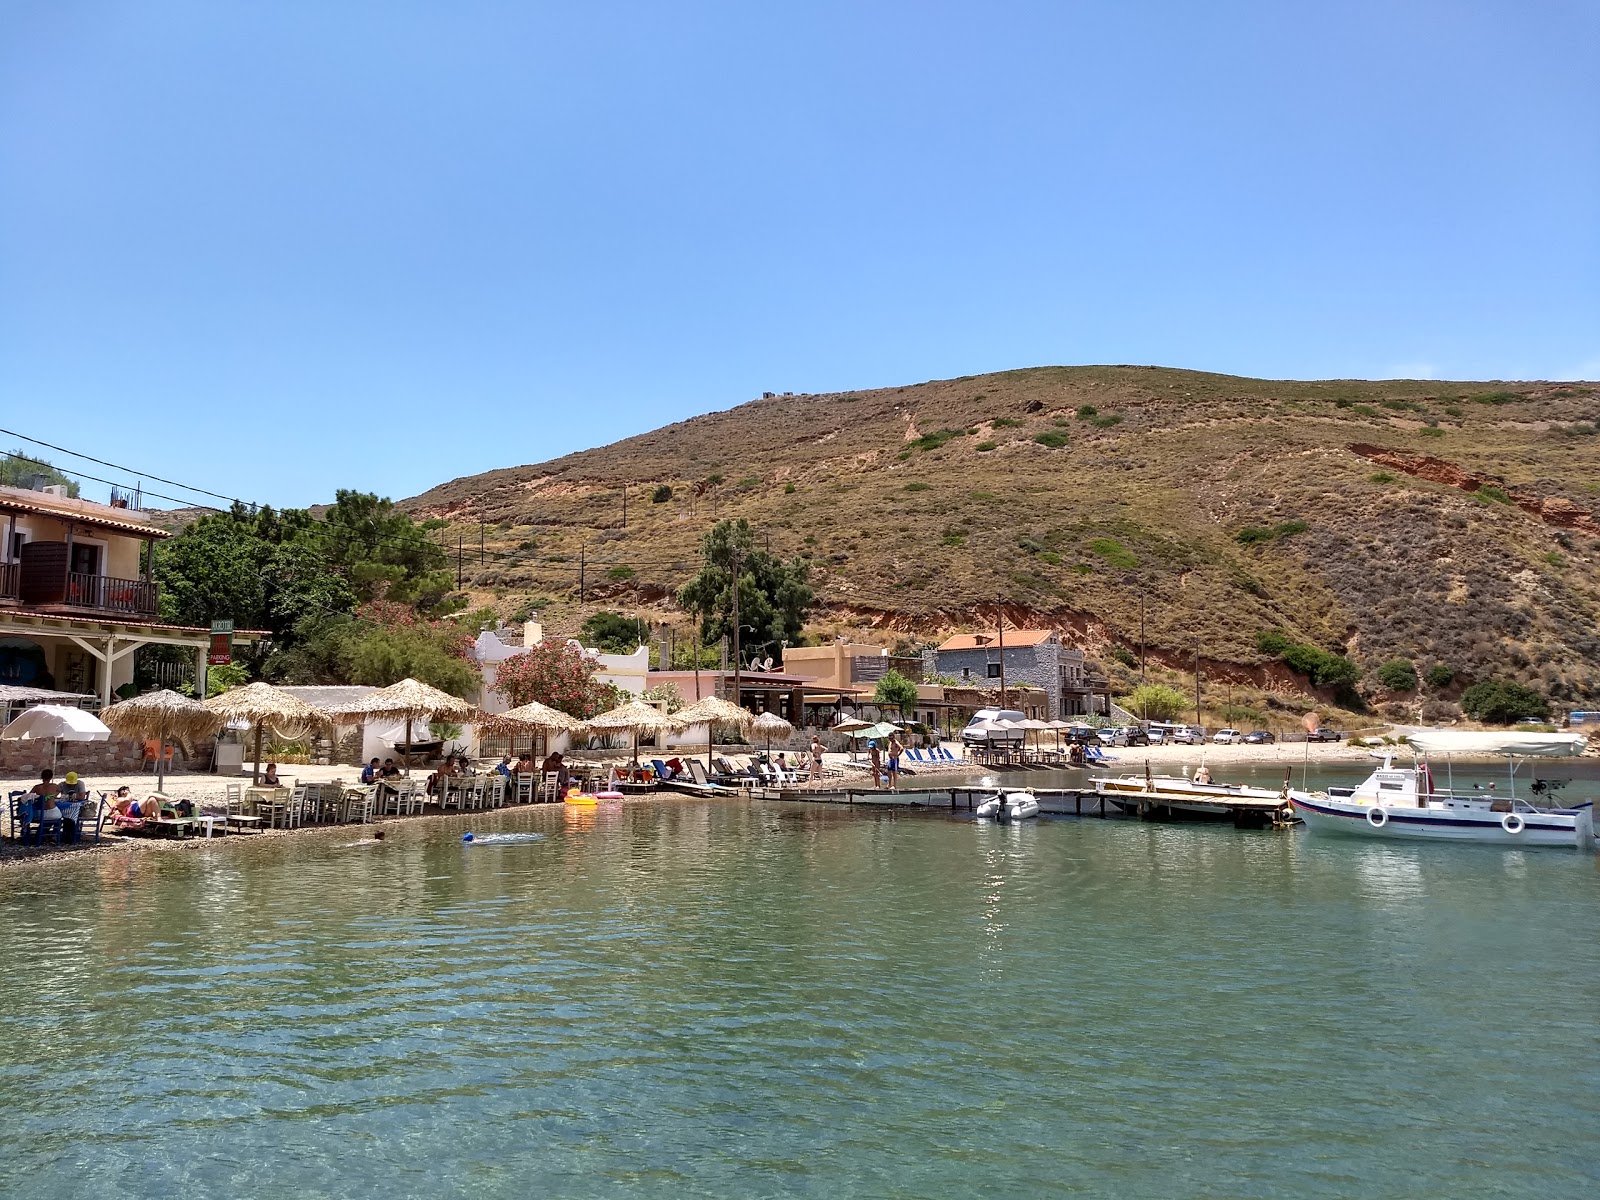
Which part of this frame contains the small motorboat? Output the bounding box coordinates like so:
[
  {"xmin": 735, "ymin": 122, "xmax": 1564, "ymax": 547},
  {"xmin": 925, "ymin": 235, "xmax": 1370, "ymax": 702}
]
[{"xmin": 974, "ymin": 790, "xmax": 1041, "ymax": 821}]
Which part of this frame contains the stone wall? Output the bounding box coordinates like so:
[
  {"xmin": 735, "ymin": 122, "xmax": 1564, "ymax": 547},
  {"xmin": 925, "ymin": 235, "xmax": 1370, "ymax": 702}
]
[{"xmin": 0, "ymin": 735, "xmax": 217, "ymax": 778}]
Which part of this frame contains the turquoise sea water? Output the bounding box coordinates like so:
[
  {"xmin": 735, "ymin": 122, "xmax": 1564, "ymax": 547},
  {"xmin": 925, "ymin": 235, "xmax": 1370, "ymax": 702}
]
[{"xmin": 0, "ymin": 800, "xmax": 1596, "ymax": 1197}]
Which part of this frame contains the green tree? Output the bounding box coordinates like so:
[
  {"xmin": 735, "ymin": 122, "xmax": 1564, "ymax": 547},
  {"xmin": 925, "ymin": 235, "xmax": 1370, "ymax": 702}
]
[
  {"xmin": 1, "ymin": 450, "xmax": 78, "ymax": 496},
  {"xmin": 1120, "ymin": 683, "xmax": 1190, "ymax": 721},
  {"xmin": 677, "ymin": 519, "xmax": 813, "ymax": 665},
  {"xmin": 1460, "ymin": 680, "xmax": 1547, "ymax": 725},
  {"xmin": 640, "ymin": 682, "xmax": 684, "ymax": 714},
  {"xmin": 581, "ymin": 611, "xmax": 647, "ymax": 654},
  {"xmin": 315, "ymin": 491, "xmax": 453, "ymax": 607},
  {"xmin": 1424, "ymin": 663, "xmax": 1455, "ymax": 689},
  {"xmin": 1375, "ymin": 659, "xmax": 1418, "ymax": 691},
  {"xmin": 873, "ymin": 669, "xmax": 919, "ymax": 719}
]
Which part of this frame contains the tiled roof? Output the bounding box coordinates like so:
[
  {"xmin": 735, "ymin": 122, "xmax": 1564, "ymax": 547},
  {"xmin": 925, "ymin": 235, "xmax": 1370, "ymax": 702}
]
[
  {"xmin": 0, "ymin": 488, "xmax": 171, "ymax": 539},
  {"xmin": 937, "ymin": 629, "xmax": 1056, "ymax": 650}
]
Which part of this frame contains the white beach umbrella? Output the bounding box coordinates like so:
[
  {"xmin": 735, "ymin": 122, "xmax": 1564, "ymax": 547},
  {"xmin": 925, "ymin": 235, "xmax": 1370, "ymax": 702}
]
[{"xmin": 1, "ymin": 705, "xmax": 111, "ymax": 773}]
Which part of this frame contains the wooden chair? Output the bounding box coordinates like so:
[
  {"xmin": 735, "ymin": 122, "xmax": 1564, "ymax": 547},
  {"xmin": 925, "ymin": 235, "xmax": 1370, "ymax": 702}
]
[
  {"xmin": 227, "ymin": 789, "xmax": 263, "ymax": 834},
  {"xmin": 514, "ymin": 773, "xmax": 535, "ymax": 804},
  {"xmin": 539, "ymin": 773, "xmax": 561, "ymax": 803},
  {"xmin": 344, "ymin": 785, "xmax": 375, "ymax": 824}
]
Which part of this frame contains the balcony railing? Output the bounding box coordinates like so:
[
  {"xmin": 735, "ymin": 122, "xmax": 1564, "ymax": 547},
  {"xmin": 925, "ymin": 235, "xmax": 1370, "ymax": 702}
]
[
  {"xmin": 66, "ymin": 571, "xmax": 160, "ymax": 618},
  {"xmin": 0, "ymin": 561, "xmax": 16, "ymax": 602}
]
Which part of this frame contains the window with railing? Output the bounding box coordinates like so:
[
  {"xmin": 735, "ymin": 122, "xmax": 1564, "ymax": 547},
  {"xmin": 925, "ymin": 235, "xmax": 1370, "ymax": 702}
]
[{"xmin": 66, "ymin": 571, "xmax": 159, "ymax": 616}]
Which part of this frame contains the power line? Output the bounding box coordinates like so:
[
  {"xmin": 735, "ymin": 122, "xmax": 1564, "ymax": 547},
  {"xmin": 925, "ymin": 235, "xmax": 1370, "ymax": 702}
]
[{"xmin": 0, "ymin": 425, "xmax": 245, "ymax": 506}]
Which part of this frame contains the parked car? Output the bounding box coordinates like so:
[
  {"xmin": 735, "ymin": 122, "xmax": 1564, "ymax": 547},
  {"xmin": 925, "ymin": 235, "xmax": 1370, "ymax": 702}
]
[
  {"xmin": 1097, "ymin": 726, "xmax": 1151, "ymax": 747},
  {"xmin": 1243, "ymin": 730, "xmax": 1276, "ymax": 744},
  {"xmin": 1169, "ymin": 725, "xmax": 1206, "ymax": 745},
  {"xmin": 1305, "ymin": 728, "xmax": 1344, "ymax": 743},
  {"xmin": 1211, "ymin": 728, "xmax": 1244, "ymax": 744}
]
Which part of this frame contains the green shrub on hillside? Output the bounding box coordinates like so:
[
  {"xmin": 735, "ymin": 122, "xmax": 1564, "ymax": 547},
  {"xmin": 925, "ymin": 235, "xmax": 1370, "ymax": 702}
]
[
  {"xmin": 1235, "ymin": 519, "xmax": 1309, "ymax": 546},
  {"xmin": 605, "ymin": 565, "xmax": 635, "ymax": 582},
  {"xmin": 1256, "ymin": 629, "xmax": 1360, "ymax": 693},
  {"xmin": 1460, "ymin": 679, "xmax": 1547, "ymax": 724},
  {"xmin": 1376, "ymin": 658, "xmax": 1418, "ymax": 691},
  {"xmin": 975, "ymin": 441, "xmax": 998, "ymax": 452},
  {"xmin": 1471, "ymin": 391, "xmax": 1519, "ymax": 405},
  {"xmin": 1110, "ymin": 645, "xmax": 1137, "ymax": 668},
  {"xmin": 908, "ymin": 429, "xmax": 966, "ymax": 452},
  {"xmin": 651, "ymin": 485, "xmax": 673, "ymax": 503},
  {"xmin": 1090, "ymin": 413, "xmax": 1123, "ymax": 429},
  {"xmin": 1087, "ymin": 537, "xmax": 1137, "ymax": 568},
  {"xmin": 903, "ymin": 482, "xmax": 930, "ymax": 492},
  {"xmin": 991, "ymin": 417, "xmax": 1023, "ymax": 429},
  {"xmin": 1473, "ymin": 485, "xmax": 1512, "ymax": 505},
  {"xmin": 1076, "ymin": 404, "xmax": 1098, "ymax": 418},
  {"xmin": 1424, "ymin": 663, "xmax": 1454, "ymax": 689},
  {"xmin": 1033, "ymin": 431, "xmax": 1069, "ymax": 449}
]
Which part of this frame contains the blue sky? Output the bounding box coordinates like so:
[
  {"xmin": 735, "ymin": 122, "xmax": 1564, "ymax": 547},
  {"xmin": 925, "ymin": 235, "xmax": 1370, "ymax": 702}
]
[{"xmin": 3, "ymin": 1, "xmax": 1596, "ymax": 509}]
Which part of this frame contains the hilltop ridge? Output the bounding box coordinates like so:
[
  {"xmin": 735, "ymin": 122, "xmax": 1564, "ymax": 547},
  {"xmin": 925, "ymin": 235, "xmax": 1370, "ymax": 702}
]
[{"xmin": 404, "ymin": 365, "xmax": 1600, "ymax": 707}]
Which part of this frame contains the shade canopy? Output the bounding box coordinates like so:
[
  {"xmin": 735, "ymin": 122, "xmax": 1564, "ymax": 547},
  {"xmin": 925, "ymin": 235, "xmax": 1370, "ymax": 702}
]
[
  {"xmin": 1406, "ymin": 730, "xmax": 1587, "ymax": 758},
  {"xmin": 847, "ymin": 721, "xmax": 903, "ymax": 740},
  {"xmin": 204, "ymin": 682, "xmax": 335, "ymax": 784},
  {"xmin": 751, "ymin": 711, "xmax": 794, "ymax": 737},
  {"xmin": 676, "ymin": 696, "xmax": 757, "ymax": 731},
  {"xmin": 322, "ymin": 677, "xmax": 479, "ymax": 724},
  {"xmin": 203, "ymin": 682, "xmax": 333, "ymax": 737},
  {"xmin": 100, "ymin": 689, "xmax": 224, "ymax": 790},
  {"xmin": 1, "ymin": 705, "xmax": 111, "ymax": 743},
  {"xmin": 584, "ymin": 699, "xmax": 687, "ymax": 735},
  {"xmin": 831, "ymin": 716, "xmax": 874, "ymax": 733},
  {"xmin": 481, "ymin": 700, "xmax": 584, "ymax": 737}
]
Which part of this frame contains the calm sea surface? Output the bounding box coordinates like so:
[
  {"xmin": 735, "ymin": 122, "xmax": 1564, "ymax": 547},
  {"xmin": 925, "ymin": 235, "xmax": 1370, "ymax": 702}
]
[{"xmin": 0, "ymin": 798, "xmax": 1595, "ymax": 1198}]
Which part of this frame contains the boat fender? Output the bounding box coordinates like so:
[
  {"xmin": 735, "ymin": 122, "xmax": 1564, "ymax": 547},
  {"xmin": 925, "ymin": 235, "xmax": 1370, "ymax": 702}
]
[
  {"xmin": 1367, "ymin": 807, "xmax": 1388, "ymax": 828},
  {"xmin": 1501, "ymin": 813, "xmax": 1525, "ymax": 835},
  {"xmin": 462, "ymin": 832, "xmax": 474, "ymax": 842}
]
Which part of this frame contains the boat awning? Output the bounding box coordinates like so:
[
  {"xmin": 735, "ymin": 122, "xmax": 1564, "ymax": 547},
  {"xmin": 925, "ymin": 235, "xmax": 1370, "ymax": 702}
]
[{"xmin": 1406, "ymin": 730, "xmax": 1588, "ymax": 758}]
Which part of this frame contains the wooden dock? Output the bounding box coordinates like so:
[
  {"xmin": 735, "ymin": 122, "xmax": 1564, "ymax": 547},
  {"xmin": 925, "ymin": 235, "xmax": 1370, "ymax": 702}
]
[{"xmin": 761, "ymin": 786, "xmax": 1296, "ymax": 829}]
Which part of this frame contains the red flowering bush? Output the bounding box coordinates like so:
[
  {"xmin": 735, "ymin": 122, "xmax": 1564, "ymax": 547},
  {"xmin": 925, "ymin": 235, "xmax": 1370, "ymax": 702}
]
[{"xmin": 494, "ymin": 641, "xmax": 606, "ymax": 718}]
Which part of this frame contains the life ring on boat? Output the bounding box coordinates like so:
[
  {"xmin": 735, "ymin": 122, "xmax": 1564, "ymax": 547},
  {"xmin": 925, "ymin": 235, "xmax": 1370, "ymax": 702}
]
[
  {"xmin": 1501, "ymin": 813, "xmax": 1525, "ymax": 835},
  {"xmin": 1367, "ymin": 806, "xmax": 1388, "ymax": 828}
]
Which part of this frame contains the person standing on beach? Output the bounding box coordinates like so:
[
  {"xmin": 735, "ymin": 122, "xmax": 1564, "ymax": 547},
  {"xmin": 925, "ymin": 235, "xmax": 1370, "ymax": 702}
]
[
  {"xmin": 887, "ymin": 734, "xmax": 903, "ymax": 790},
  {"xmin": 809, "ymin": 735, "xmax": 825, "ymax": 781},
  {"xmin": 868, "ymin": 739, "xmax": 882, "ymax": 787}
]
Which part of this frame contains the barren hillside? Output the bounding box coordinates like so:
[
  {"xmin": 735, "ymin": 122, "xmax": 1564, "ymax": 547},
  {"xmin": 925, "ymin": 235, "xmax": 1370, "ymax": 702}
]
[{"xmin": 404, "ymin": 366, "xmax": 1600, "ymax": 705}]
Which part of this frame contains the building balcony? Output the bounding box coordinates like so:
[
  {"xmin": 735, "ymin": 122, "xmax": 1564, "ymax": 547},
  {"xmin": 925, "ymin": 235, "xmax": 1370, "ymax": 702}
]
[{"xmin": 1, "ymin": 560, "xmax": 160, "ymax": 619}]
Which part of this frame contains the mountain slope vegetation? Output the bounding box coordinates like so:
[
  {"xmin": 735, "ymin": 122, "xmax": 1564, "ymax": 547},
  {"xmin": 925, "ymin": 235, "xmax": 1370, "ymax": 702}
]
[{"xmin": 404, "ymin": 366, "xmax": 1600, "ymax": 706}]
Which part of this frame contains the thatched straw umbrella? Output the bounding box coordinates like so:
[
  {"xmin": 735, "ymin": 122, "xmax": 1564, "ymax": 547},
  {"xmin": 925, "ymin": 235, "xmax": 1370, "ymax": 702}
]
[
  {"xmin": 481, "ymin": 700, "xmax": 584, "ymax": 764},
  {"xmin": 751, "ymin": 710, "xmax": 793, "ymax": 756},
  {"xmin": 203, "ymin": 681, "xmax": 335, "ymax": 784},
  {"xmin": 323, "ymin": 678, "xmax": 480, "ymax": 775},
  {"xmin": 582, "ymin": 698, "xmax": 686, "ymax": 766},
  {"xmin": 100, "ymin": 689, "xmax": 224, "ymax": 792},
  {"xmin": 675, "ymin": 695, "xmax": 756, "ymax": 771}
]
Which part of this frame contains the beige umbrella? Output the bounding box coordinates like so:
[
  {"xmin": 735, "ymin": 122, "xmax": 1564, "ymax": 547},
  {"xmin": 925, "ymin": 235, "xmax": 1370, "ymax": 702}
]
[
  {"xmin": 582, "ymin": 698, "xmax": 687, "ymax": 766},
  {"xmin": 100, "ymin": 689, "xmax": 224, "ymax": 792},
  {"xmin": 752, "ymin": 710, "xmax": 793, "ymax": 756},
  {"xmin": 481, "ymin": 700, "xmax": 584, "ymax": 764},
  {"xmin": 203, "ymin": 681, "xmax": 335, "ymax": 785},
  {"xmin": 323, "ymin": 678, "xmax": 480, "ymax": 775},
  {"xmin": 676, "ymin": 695, "xmax": 756, "ymax": 771}
]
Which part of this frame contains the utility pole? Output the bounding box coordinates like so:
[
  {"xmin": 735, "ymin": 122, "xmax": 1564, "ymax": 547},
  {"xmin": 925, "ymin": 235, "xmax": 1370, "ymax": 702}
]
[
  {"xmin": 731, "ymin": 547, "xmax": 743, "ymax": 711},
  {"xmin": 578, "ymin": 544, "xmax": 586, "ymax": 603},
  {"xmin": 1194, "ymin": 640, "xmax": 1202, "ymax": 728},
  {"xmin": 478, "ymin": 520, "xmax": 484, "ymax": 565},
  {"xmin": 997, "ymin": 595, "xmax": 1006, "ymax": 710},
  {"xmin": 1139, "ymin": 593, "xmax": 1147, "ymax": 682},
  {"xmin": 621, "ymin": 484, "xmax": 627, "ymax": 530},
  {"xmin": 456, "ymin": 533, "xmax": 463, "ymax": 590}
]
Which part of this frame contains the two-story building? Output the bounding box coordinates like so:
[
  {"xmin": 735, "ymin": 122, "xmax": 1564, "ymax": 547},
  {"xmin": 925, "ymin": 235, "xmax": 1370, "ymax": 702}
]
[
  {"xmin": 0, "ymin": 483, "xmax": 262, "ymax": 704},
  {"xmin": 924, "ymin": 629, "xmax": 1111, "ymax": 721}
]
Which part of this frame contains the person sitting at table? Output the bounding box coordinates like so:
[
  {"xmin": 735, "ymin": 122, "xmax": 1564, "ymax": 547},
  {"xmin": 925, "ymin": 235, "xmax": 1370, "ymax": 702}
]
[
  {"xmin": 541, "ymin": 750, "xmax": 569, "ymax": 794},
  {"xmin": 55, "ymin": 771, "xmax": 90, "ymax": 837},
  {"xmin": 360, "ymin": 757, "xmax": 382, "ymax": 785},
  {"xmin": 380, "ymin": 758, "xmax": 401, "ymax": 779},
  {"xmin": 513, "ymin": 754, "xmax": 534, "ymax": 775},
  {"xmin": 427, "ymin": 756, "xmax": 460, "ymax": 796},
  {"xmin": 261, "ymin": 763, "xmax": 280, "ymax": 786},
  {"xmin": 26, "ymin": 769, "xmax": 64, "ymax": 827},
  {"xmin": 494, "ymin": 755, "xmax": 513, "ymax": 778}
]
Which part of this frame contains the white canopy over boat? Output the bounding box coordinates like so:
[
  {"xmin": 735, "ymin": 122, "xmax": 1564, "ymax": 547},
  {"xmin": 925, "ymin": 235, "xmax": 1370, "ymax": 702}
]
[{"xmin": 1406, "ymin": 730, "xmax": 1587, "ymax": 758}]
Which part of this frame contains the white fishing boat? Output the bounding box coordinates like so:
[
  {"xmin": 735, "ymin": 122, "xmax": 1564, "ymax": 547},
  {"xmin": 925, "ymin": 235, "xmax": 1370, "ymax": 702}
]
[
  {"xmin": 974, "ymin": 790, "xmax": 1040, "ymax": 821},
  {"xmin": 1289, "ymin": 730, "xmax": 1596, "ymax": 848}
]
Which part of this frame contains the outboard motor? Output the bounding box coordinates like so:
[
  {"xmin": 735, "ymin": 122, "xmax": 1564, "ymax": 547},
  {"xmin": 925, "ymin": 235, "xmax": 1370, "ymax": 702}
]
[{"xmin": 995, "ymin": 792, "xmax": 1011, "ymax": 823}]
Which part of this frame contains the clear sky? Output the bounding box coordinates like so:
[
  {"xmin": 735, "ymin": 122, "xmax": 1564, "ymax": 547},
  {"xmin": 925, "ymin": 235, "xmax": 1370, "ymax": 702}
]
[{"xmin": 3, "ymin": 1, "xmax": 1596, "ymax": 510}]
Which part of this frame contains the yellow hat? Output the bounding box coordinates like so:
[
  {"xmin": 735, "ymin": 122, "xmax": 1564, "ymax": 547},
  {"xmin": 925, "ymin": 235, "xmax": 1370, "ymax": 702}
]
[{"xmin": 65, "ymin": 772, "xmax": 79, "ymax": 784}]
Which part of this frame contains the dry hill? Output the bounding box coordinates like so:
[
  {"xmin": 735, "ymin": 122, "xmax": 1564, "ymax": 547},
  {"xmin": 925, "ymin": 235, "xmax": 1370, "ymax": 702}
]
[{"xmin": 404, "ymin": 366, "xmax": 1600, "ymax": 708}]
